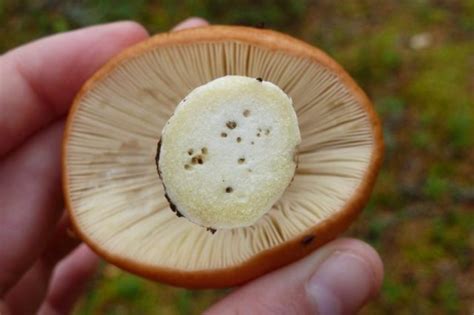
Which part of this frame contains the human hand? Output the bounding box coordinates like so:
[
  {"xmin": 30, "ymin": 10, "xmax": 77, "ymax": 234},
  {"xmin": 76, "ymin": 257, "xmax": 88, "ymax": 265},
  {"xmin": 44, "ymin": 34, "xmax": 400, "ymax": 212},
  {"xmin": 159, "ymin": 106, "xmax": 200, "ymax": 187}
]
[
  {"xmin": 0, "ymin": 18, "xmax": 383, "ymax": 314},
  {"xmin": 0, "ymin": 17, "xmax": 204, "ymax": 315}
]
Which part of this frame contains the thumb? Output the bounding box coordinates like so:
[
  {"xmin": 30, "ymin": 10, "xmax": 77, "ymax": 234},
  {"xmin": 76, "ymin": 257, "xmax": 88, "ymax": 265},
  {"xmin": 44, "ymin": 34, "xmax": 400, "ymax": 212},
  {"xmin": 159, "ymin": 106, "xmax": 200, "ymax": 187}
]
[
  {"xmin": 172, "ymin": 17, "xmax": 209, "ymax": 31},
  {"xmin": 205, "ymin": 238, "xmax": 383, "ymax": 315}
]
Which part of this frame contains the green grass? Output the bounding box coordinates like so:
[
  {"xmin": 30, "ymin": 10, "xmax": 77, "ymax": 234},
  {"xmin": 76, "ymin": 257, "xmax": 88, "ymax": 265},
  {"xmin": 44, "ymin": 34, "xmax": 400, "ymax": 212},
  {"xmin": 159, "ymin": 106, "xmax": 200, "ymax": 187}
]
[{"xmin": 2, "ymin": 1, "xmax": 473, "ymax": 314}]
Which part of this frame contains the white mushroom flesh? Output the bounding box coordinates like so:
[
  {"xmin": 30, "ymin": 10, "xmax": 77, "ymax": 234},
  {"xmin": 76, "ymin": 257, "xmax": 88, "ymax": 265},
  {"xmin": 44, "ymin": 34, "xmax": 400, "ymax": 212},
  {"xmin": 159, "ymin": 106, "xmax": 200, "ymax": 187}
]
[{"xmin": 159, "ymin": 75, "xmax": 301, "ymax": 229}]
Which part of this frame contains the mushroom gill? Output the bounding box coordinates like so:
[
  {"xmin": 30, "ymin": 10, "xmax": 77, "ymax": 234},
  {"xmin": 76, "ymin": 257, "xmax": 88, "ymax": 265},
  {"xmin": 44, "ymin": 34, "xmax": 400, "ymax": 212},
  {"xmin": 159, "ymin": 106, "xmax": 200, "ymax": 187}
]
[{"xmin": 63, "ymin": 26, "xmax": 382, "ymax": 288}]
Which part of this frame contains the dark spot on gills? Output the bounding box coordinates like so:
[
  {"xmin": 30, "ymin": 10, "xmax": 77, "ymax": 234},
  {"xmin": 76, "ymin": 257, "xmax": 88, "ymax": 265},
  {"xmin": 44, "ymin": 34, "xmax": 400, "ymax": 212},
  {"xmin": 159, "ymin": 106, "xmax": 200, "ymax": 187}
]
[
  {"xmin": 207, "ymin": 227, "xmax": 217, "ymax": 234},
  {"xmin": 301, "ymin": 235, "xmax": 315, "ymax": 245}
]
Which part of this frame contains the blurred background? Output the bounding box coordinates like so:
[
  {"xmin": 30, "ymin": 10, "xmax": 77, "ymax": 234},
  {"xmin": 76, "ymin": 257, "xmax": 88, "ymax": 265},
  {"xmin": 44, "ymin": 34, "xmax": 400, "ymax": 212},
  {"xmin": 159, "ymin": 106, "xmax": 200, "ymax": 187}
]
[{"xmin": 1, "ymin": 0, "xmax": 473, "ymax": 314}]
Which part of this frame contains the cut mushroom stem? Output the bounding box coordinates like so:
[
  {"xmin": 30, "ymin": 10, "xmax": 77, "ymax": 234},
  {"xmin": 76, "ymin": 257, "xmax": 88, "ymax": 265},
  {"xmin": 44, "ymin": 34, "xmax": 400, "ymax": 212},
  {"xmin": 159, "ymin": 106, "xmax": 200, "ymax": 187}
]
[{"xmin": 157, "ymin": 75, "xmax": 301, "ymax": 230}]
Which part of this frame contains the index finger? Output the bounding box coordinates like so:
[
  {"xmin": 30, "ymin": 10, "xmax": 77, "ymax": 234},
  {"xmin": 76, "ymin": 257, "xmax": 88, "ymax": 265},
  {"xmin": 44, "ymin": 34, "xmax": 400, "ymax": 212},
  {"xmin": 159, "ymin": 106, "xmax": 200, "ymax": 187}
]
[{"xmin": 0, "ymin": 21, "xmax": 149, "ymax": 156}]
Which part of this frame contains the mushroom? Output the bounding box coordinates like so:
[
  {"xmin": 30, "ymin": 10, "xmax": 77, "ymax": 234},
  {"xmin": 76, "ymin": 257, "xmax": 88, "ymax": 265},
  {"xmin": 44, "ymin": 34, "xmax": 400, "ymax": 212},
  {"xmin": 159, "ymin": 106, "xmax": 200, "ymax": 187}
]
[
  {"xmin": 158, "ymin": 75, "xmax": 301, "ymax": 229},
  {"xmin": 63, "ymin": 26, "xmax": 383, "ymax": 288}
]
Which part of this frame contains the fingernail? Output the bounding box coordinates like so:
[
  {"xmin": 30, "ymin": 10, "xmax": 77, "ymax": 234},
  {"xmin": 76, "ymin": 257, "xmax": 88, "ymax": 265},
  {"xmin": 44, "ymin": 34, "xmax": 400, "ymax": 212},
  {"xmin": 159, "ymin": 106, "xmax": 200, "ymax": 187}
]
[
  {"xmin": 172, "ymin": 17, "xmax": 209, "ymax": 31},
  {"xmin": 306, "ymin": 251, "xmax": 376, "ymax": 315}
]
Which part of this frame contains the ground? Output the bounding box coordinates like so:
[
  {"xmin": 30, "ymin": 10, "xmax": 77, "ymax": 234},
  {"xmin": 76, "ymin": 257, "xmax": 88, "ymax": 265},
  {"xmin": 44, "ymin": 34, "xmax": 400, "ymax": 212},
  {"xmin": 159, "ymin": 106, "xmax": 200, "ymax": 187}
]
[{"xmin": 1, "ymin": 1, "xmax": 473, "ymax": 314}]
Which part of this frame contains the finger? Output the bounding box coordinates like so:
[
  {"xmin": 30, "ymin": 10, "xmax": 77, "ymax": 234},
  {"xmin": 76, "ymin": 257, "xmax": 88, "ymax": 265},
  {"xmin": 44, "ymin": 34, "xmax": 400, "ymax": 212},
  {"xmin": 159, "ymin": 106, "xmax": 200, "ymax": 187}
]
[
  {"xmin": 172, "ymin": 17, "xmax": 209, "ymax": 31},
  {"xmin": 0, "ymin": 22, "xmax": 148, "ymax": 295},
  {"xmin": 0, "ymin": 21, "xmax": 149, "ymax": 156},
  {"xmin": 205, "ymin": 238, "xmax": 383, "ymax": 315},
  {"xmin": 3, "ymin": 215, "xmax": 81, "ymax": 314},
  {"xmin": 38, "ymin": 245, "xmax": 99, "ymax": 315},
  {"xmin": 3, "ymin": 261, "xmax": 50, "ymax": 315},
  {"xmin": 0, "ymin": 301, "xmax": 9, "ymax": 315},
  {"xmin": 0, "ymin": 121, "xmax": 65, "ymax": 296},
  {"xmin": 41, "ymin": 213, "xmax": 81, "ymax": 267}
]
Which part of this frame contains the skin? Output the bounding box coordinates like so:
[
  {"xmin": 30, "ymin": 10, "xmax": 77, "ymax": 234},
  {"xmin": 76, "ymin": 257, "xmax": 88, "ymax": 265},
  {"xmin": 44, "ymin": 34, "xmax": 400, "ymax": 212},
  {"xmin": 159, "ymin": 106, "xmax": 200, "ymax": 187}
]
[{"xmin": 0, "ymin": 18, "xmax": 383, "ymax": 315}]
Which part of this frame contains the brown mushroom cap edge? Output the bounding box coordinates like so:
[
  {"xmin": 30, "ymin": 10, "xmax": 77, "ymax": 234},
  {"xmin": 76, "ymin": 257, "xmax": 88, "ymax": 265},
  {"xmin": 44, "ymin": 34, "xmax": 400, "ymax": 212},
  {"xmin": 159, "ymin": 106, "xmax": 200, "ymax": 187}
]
[{"xmin": 62, "ymin": 25, "xmax": 383, "ymax": 289}]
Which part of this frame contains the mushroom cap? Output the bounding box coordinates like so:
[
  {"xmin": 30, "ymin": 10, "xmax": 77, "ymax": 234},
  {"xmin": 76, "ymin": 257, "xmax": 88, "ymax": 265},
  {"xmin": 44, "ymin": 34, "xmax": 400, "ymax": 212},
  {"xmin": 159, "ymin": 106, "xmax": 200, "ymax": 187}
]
[{"xmin": 63, "ymin": 25, "xmax": 383, "ymax": 288}]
